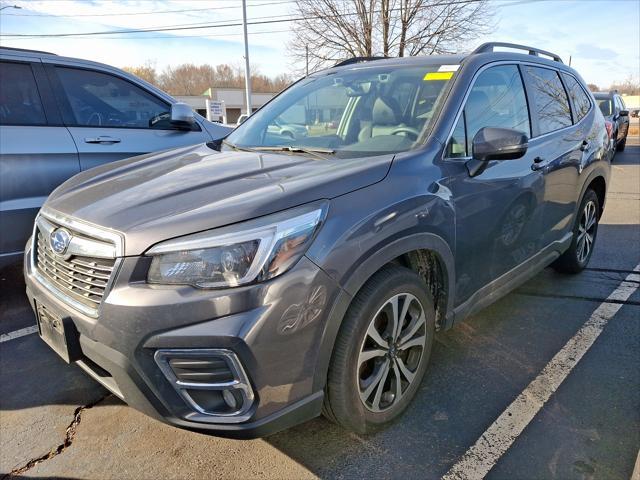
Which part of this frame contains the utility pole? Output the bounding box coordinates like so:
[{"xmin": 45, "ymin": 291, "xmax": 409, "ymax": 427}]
[
  {"xmin": 241, "ymin": 0, "xmax": 253, "ymax": 116},
  {"xmin": 305, "ymin": 44, "xmax": 309, "ymax": 76}
]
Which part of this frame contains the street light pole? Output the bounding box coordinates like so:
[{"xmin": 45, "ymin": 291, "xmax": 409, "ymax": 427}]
[
  {"xmin": 241, "ymin": 0, "xmax": 253, "ymax": 116},
  {"xmin": 0, "ymin": 5, "xmax": 22, "ymax": 11}
]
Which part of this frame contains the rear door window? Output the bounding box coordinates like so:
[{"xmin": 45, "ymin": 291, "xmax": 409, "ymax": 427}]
[
  {"xmin": 524, "ymin": 66, "xmax": 572, "ymax": 135},
  {"xmin": 54, "ymin": 67, "xmax": 171, "ymax": 129},
  {"xmin": 561, "ymin": 73, "xmax": 591, "ymax": 122},
  {"xmin": 0, "ymin": 62, "xmax": 47, "ymax": 126}
]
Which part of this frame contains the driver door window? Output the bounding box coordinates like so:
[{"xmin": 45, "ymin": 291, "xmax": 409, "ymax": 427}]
[
  {"xmin": 54, "ymin": 67, "xmax": 170, "ymax": 129},
  {"xmin": 446, "ymin": 64, "xmax": 530, "ymax": 157}
]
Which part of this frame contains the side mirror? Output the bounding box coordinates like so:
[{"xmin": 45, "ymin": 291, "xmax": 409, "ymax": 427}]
[
  {"xmin": 619, "ymin": 109, "xmax": 629, "ymax": 117},
  {"xmin": 472, "ymin": 127, "xmax": 528, "ymax": 162},
  {"xmin": 170, "ymin": 102, "xmax": 195, "ymax": 129}
]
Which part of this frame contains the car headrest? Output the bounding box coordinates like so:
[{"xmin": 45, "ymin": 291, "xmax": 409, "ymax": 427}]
[{"xmin": 372, "ymin": 96, "xmax": 401, "ymax": 126}]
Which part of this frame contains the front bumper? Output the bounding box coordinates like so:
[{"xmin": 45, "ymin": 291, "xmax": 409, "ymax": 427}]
[{"xmin": 24, "ymin": 244, "xmax": 340, "ymax": 438}]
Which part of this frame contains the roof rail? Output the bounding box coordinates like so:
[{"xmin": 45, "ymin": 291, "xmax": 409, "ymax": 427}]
[
  {"xmin": 333, "ymin": 56, "xmax": 387, "ymax": 68},
  {"xmin": 472, "ymin": 42, "xmax": 563, "ymax": 63},
  {"xmin": 0, "ymin": 46, "xmax": 57, "ymax": 56}
]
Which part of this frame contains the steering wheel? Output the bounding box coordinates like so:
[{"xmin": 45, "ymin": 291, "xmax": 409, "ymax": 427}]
[
  {"xmin": 87, "ymin": 111, "xmax": 103, "ymax": 126},
  {"xmin": 390, "ymin": 126, "xmax": 420, "ymax": 140}
]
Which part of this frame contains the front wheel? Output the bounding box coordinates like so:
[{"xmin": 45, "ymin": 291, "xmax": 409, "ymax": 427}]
[
  {"xmin": 552, "ymin": 189, "xmax": 600, "ymax": 273},
  {"xmin": 323, "ymin": 265, "xmax": 435, "ymax": 433}
]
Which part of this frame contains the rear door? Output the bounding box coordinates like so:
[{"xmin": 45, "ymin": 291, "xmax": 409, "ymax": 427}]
[
  {"xmin": 521, "ymin": 66, "xmax": 585, "ymax": 247},
  {"xmin": 46, "ymin": 65, "xmax": 211, "ymax": 171},
  {"xmin": 0, "ymin": 58, "xmax": 79, "ymax": 259},
  {"xmin": 444, "ymin": 64, "xmax": 546, "ymax": 304}
]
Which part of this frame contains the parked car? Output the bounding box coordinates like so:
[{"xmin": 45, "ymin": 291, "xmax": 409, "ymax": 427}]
[
  {"xmin": 593, "ymin": 91, "xmax": 629, "ymax": 154},
  {"xmin": 266, "ymin": 117, "xmax": 308, "ymax": 139},
  {"xmin": 25, "ymin": 43, "xmax": 609, "ymax": 438},
  {"xmin": 0, "ymin": 47, "xmax": 231, "ymax": 268}
]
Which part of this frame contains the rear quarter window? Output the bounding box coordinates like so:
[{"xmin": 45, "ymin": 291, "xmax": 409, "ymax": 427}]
[{"xmin": 561, "ymin": 73, "xmax": 591, "ymax": 122}]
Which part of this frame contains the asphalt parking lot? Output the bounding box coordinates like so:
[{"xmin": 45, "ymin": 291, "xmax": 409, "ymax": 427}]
[{"xmin": 1, "ymin": 139, "xmax": 639, "ymax": 480}]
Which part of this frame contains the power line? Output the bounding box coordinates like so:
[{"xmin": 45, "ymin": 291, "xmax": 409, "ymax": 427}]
[
  {"xmin": 0, "ymin": 1, "xmax": 296, "ymax": 17},
  {"xmin": 2, "ymin": 28, "xmax": 293, "ymax": 41},
  {"xmin": 0, "ymin": 0, "xmax": 488, "ymax": 38}
]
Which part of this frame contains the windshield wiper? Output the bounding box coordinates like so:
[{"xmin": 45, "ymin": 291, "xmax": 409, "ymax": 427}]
[
  {"xmin": 250, "ymin": 145, "xmax": 335, "ymax": 160},
  {"xmin": 222, "ymin": 139, "xmax": 256, "ymax": 152}
]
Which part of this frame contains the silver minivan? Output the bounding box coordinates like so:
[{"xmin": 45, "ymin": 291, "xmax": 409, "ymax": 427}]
[{"xmin": 0, "ymin": 47, "xmax": 231, "ymax": 268}]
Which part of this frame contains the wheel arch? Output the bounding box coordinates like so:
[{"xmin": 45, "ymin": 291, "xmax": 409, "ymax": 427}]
[{"xmin": 312, "ymin": 233, "xmax": 455, "ymax": 392}]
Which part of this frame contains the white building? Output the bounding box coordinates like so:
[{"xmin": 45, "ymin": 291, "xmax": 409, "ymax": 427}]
[{"xmin": 175, "ymin": 88, "xmax": 276, "ymax": 125}]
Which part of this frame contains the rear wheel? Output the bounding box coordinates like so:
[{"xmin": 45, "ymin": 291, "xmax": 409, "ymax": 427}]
[
  {"xmin": 616, "ymin": 136, "xmax": 626, "ymax": 152},
  {"xmin": 552, "ymin": 189, "xmax": 600, "ymax": 274},
  {"xmin": 323, "ymin": 265, "xmax": 435, "ymax": 433}
]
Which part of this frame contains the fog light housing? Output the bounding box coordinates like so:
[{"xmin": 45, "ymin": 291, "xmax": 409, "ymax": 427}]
[{"xmin": 154, "ymin": 349, "xmax": 255, "ymax": 423}]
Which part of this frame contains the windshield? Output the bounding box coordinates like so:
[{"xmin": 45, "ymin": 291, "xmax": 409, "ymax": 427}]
[{"xmin": 225, "ymin": 64, "xmax": 456, "ymax": 158}]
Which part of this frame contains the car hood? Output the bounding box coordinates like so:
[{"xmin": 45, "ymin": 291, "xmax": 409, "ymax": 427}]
[{"xmin": 44, "ymin": 143, "xmax": 392, "ymax": 255}]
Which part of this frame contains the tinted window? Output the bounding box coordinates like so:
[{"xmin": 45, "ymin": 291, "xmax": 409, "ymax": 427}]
[
  {"xmin": 464, "ymin": 64, "xmax": 530, "ymax": 152},
  {"xmin": 0, "ymin": 62, "xmax": 46, "ymax": 126},
  {"xmin": 55, "ymin": 67, "xmax": 170, "ymax": 129},
  {"xmin": 524, "ymin": 66, "xmax": 572, "ymax": 134},
  {"xmin": 562, "ymin": 74, "xmax": 591, "ymax": 121}
]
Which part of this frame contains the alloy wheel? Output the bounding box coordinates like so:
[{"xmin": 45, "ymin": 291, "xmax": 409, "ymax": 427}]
[
  {"xmin": 577, "ymin": 200, "xmax": 597, "ymax": 263},
  {"xmin": 357, "ymin": 293, "xmax": 426, "ymax": 412}
]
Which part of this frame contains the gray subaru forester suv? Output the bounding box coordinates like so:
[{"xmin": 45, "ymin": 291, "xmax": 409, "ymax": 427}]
[{"xmin": 24, "ymin": 43, "xmax": 609, "ymax": 438}]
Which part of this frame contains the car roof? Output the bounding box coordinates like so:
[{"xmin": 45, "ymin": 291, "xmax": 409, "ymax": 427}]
[{"xmin": 593, "ymin": 92, "xmax": 615, "ymax": 99}]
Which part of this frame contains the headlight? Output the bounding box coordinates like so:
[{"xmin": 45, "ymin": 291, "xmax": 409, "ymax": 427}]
[{"xmin": 147, "ymin": 202, "xmax": 327, "ymax": 288}]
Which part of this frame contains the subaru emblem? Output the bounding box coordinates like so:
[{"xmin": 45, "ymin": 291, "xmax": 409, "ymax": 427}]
[{"xmin": 50, "ymin": 228, "xmax": 71, "ymax": 255}]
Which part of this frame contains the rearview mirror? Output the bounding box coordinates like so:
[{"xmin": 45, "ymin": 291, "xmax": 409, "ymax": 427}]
[
  {"xmin": 619, "ymin": 109, "xmax": 629, "ymax": 117},
  {"xmin": 472, "ymin": 127, "xmax": 528, "ymax": 162},
  {"xmin": 170, "ymin": 102, "xmax": 195, "ymax": 129}
]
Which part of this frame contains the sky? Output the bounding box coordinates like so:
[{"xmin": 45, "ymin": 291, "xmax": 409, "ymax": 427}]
[{"xmin": 0, "ymin": 0, "xmax": 638, "ymax": 88}]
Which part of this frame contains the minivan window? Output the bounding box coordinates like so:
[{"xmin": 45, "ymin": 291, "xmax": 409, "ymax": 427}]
[
  {"xmin": 446, "ymin": 64, "xmax": 530, "ymax": 157},
  {"xmin": 55, "ymin": 67, "xmax": 171, "ymax": 129},
  {"xmin": 0, "ymin": 62, "xmax": 46, "ymax": 126},
  {"xmin": 225, "ymin": 64, "xmax": 456, "ymax": 158},
  {"xmin": 562, "ymin": 73, "xmax": 591, "ymax": 122},
  {"xmin": 524, "ymin": 66, "xmax": 572, "ymax": 135}
]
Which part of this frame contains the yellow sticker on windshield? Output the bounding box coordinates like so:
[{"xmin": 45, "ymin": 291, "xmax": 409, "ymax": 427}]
[{"xmin": 424, "ymin": 71, "xmax": 454, "ymax": 81}]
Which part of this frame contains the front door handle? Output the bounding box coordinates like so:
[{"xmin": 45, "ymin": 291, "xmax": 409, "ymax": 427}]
[{"xmin": 84, "ymin": 136, "xmax": 121, "ymax": 144}]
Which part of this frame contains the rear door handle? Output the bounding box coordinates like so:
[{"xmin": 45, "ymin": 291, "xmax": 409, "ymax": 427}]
[{"xmin": 84, "ymin": 136, "xmax": 121, "ymax": 144}]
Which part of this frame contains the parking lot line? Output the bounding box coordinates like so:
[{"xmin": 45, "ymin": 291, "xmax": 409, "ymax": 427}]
[
  {"xmin": 443, "ymin": 264, "xmax": 640, "ymax": 480},
  {"xmin": 0, "ymin": 325, "xmax": 38, "ymax": 343}
]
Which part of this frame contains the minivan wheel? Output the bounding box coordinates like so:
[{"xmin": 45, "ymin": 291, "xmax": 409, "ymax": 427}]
[
  {"xmin": 323, "ymin": 265, "xmax": 435, "ymax": 433},
  {"xmin": 552, "ymin": 189, "xmax": 600, "ymax": 274}
]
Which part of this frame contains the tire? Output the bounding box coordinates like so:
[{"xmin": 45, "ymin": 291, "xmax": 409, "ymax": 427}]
[
  {"xmin": 552, "ymin": 189, "xmax": 600, "ymax": 274},
  {"xmin": 323, "ymin": 265, "xmax": 435, "ymax": 434},
  {"xmin": 616, "ymin": 136, "xmax": 626, "ymax": 152}
]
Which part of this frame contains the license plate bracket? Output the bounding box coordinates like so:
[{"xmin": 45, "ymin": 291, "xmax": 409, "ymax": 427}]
[{"xmin": 36, "ymin": 302, "xmax": 82, "ymax": 363}]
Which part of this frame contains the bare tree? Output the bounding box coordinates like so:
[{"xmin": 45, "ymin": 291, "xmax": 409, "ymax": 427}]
[
  {"xmin": 121, "ymin": 62, "xmax": 292, "ymax": 95},
  {"xmin": 288, "ymin": 0, "xmax": 494, "ymax": 74}
]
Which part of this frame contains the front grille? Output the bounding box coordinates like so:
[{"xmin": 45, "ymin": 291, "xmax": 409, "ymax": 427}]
[{"xmin": 34, "ymin": 226, "xmax": 116, "ymax": 313}]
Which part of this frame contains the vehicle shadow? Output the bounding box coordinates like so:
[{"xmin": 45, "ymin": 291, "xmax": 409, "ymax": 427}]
[{"xmin": 611, "ymin": 143, "xmax": 639, "ymax": 166}]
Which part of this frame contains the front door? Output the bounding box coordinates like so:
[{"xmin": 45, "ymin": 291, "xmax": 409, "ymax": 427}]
[
  {"xmin": 47, "ymin": 65, "xmax": 210, "ymax": 171},
  {"xmin": 443, "ymin": 64, "xmax": 546, "ymax": 304}
]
